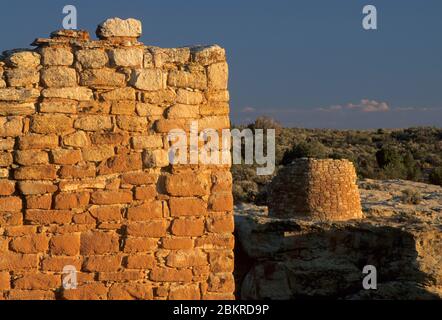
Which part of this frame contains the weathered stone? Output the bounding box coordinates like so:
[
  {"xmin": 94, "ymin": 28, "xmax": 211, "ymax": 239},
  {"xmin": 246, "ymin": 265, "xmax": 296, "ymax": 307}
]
[
  {"xmin": 0, "ymin": 117, "xmax": 22, "ymax": 137},
  {"xmin": 80, "ymin": 231, "xmax": 119, "ymax": 255},
  {"xmin": 116, "ymin": 116, "xmax": 148, "ymax": 132},
  {"xmin": 76, "ymin": 49, "xmax": 108, "ymax": 69},
  {"xmin": 82, "ymin": 145, "xmax": 115, "ymax": 162},
  {"xmin": 5, "ymin": 68, "xmax": 40, "ymax": 87},
  {"xmin": 80, "ymin": 68, "xmax": 126, "ymax": 88},
  {"xmin": 40, "ymin": 47, "xmax": 73, "ymax": 66},
  {"xmin": 97, "ymin": 17, "xmax": 142, "ymax": 38},
  {"xmin": 39, "ymin": 100, "xmax": 77, "ymax": 113},
  {"xmin": 63, "ymin": 131, "xmax": 89, "ymax": 147},
  {"xmin": 14, "ymin": 165, "xmax": 57, "ymax": 180},
  {"xmin": 149, "ymin": 47, "xmax": 191, "ymax": 67},
  {"xmin": 18, "ymin": 181, "xmax": 58, "ymax": 195},
  {"xmin": 191, "ymin": 45, "xmax": 226, "ymax": 65},
  {"xmin": 136, "ymin": 103, "xmax": 163, "ymax": 117},
  {"xmin": 18, "ymin": 134, "xmax": 58, "ymax": 150},
  {"xmin": 101, "ymin": 87, "xmax": 136, "ymax": 101},
  {"xmin": 51, "ymin": 149, "xmax": 82, "ymax": 164},
  {"xmin": 166, "ymin": 104, "xmax": 199, "ymax": 119},
  {"xmin": 131, "ymin": 135, "xmax": 163, "ymax": 149},
  {"xmin": 15, "ymin": 150, "xmax": 49, "ymax": 165},
  {"xmin": 176, "ymin": 89, "xmax": 204, "ymax": 105},
  {"xmin": 41, "ymin": 67, "xmax": 77, "ymax": 87},
  {"xmin": 0, "ymin": 102, "xmax": 35, "ymax": 116},
  {"xmin": 98, "ymin": 153, "xmax": 142, "ymax": 175},
  {"xmin": 5, "ymin": 51, "xmax": 40, "ymax": 68},
  {"xmin": 74, "ymin": 115, "xmax": 112, "ymax": 131},
  {"xmin": 42, "ymin": 87, "xmax": 93, "ymax": 101},
  {"xmin": 143, "ymin": 149, "xmax": 169, "ymax": 168},
  {"xmin": 109, "ymin": 48, "xmax": 143, "ymax": 67},
  {"xmin": 30, "ymin": 114, "xmax": 74, "ymax": 134},
  {"xmin": 0, "ymin": 88, "xmax": 39, "ymax": 102},
  {"xmin": 168, "ymin": 70, "xmax": 207, "ymax": 90},
  {"xmin": 130, "ymin": 69, "xmax": 165, "ymax": 91},
  {"xmin": 111, "ymin": 101, "xmax": 135, "ymax": 115}
]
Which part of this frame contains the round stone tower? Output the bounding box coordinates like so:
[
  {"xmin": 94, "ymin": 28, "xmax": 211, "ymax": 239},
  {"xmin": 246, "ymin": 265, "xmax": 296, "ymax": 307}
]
[{"xmin": 268, "ymin": 158, "xmax": 363, "ymax": 221}]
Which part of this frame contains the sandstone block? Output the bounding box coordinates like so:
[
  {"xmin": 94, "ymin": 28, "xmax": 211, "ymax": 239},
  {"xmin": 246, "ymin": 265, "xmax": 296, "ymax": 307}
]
[
  {"xmin": 165, "ymin": 172, "xmax": 210, "ymax": 196},
  {"xmin": 91, "ymin": 132, "xmax": 128, "ymax": 145},
  {"xmin": 126, "ymin": 220, "xmax": 168, "ymax": 237},
  {"xmin": 176, "ymin": 89, "xmax": 204, "ymax": 105},
  {"xmin": 171, "ymin": 218, "xmax": 205, "ymax": 236},
  {"xmin": 30, "ymin": 114, "xmax": 74, "ymax": 134},
  {"xmin": 134, "ymin": 185, "xmax": 157, "ymax": 200},
  {"xmin": 162, "ymin": 238, "xmax": 194, "ymax": 250},
  {"xmin": 101, "ymin": 87, "xmax": 136, "ymax": 101},
  {"xmin": 142, "ymin": 89, "xmax": 176, "ymax": 105},
  {"xmin": 0, "ymin": 88, "xmax": 39, "ymax": 102},
  {"xmin": 136, "ymin": 103, "xmax": 163, "ymax": 117},
  {"xmin": 82, "ymin": 145, "xmax": 115, "ymax": 162},
  {"xmin": 41, "ymin": 256, "xmax": 82, "ymax": 271},
  {"xmin": 108, "ymin": 283, "xmax": 153, "ymax": 300},
  {"xmin": 91, "ymin": 190, "xmax": 132, "ymax": 205},
  {"xmin": 5, "ymin": 68, "xmax": 40, "ymax": 87},
  {"xmin": 14, "ymin": 165, "xmax": 57, "ymax": 180},
  {"xmin": 5, "ymin": 51, "xmax": 40, "ymax": 68},
  {"xmin": 80, "ymin": 231, "xmax": 119, "ymax": 255},
  {"xmin": 166, "ymin": 104, "xmax": 199, "ymax": 119},
  {"xmin": 0, "ymin": 272, "xmax": 10, "ymax": 290},
  {"xmin": 13, "ymin": 273, "xmax": 59, "ymax": 290},
  {"xmin": 127, "ymin": 201, "xmax": 163, "ymax": 220},
  {"xmin": 123, "ymin": 237, "xmax": 157, "ymax": 253},
  {"xmin": 18, "ymin": 181, "xmax": 58, "ymax": 195},
  {"xmin": 143, "ymin": 149, "xmax": 169, "ymax": 168},
  {"xmin": 97, "ymin": 17, "xmax": 142, "ymax": 38},
  {"xmin": 169, "ymin": 197, "xmax": 207, "ymax": 216},
  {"xmin": 168, "ymin": 70, "xmax": 207, "ymax": 90},
  {"xmin": 18, "ymin": 134, "xmax": 58, "ymax": 150},
  {"xmin": 51, "ymin": 149, "xmax": 82, "ymax": 164},
  {"xmin": 207, "ymin": 62, "xmax": 228, "ymax": 90},
  {"xmin": 109, "ymin": 48, "xmax": 143, "ymax": 67},
  {"xmin": 131, "ymin": 135, "xmax": 163, "ymax": 149},
  {"xmin": 74, "ymin": 115, "xmax": 112, "ymax": 131},
  {"xmin": 63, "ymin": 131, "xmax": 89, "ymax": 147},
  {"xmin": 97, "ymin": 153, "xmax": 142, "ymax": 175},
  {"xmin": 83, "ymin": 255, "xmax": 121, "ymax": 272},
  {"xmin": 0, "ymin": 138, "xmax": 15, "ymax": 150},
  {"xmin": 62, "ymin": 283, "xmax": 108, "ymax": 300},
  {"xmin": 110, "ymin": 101, "xmax": 135, "ymax": 115},
  {"xmin": 40, "ymin": 47, "xmax": 73, "ymax": 66},
  {"xmin": 25, "ymin": 210, "xmax": 72, "ymax": 225},
  {"xmin": 116, "ymin": 115, "xmax": 148, "ymax": 132},
  {"xmin": 42, "ymin": 87, "xmax": 93, "ymax": 101},
  {"xmin": 166, "ymin": 250, "xmax": 207, "ymax": 268},
  {"xmin": 89, "ymin": 205, "xmax": 122, "ymax": 222},
  {"xmin": 25, "ymin": 194, "xmax": 52, "ymax": 209},
  {"xmin": 0, "ymin": 152, "xmax": 13, "ymax": 167},
  {"xmin": 150, "ymin": 267, "xmax": 192, "ymax": 282},
  {"xmin": 14, "ymin": 150, "xmax": 49, "ymax": 165},
  {"xmin": 76, "ymin": 49, "xmax": 108, "ymax": 69},
  {"xmin": 9, "ymin": 234, "xmax": 49, "ymax": 254},
  {"xmin": 54, "ymin": 192, "xmax": 90, "ymax": 209},
  {"xmin": 124, "ymin": 255, "xmax": 155, "ymax": 269},
  {"xmin": 0, "ymin": 117, "xmax": 22, "ymax": 137},
  {"xmin": 0, "ymin": 102, "xmax": 35, "ymax": 116},
  {"xmin": 80, "ymin": 68, "xmax": 126, "ymax": 88},
  {"xmin": 39, "ymin": 100, "xmax": 77, "ymax": 113},
  {"xmin": 209, "ymin": 192, "xmax": 234, "ymax": 212},
  {"xmin": 41, "ymin": 67, "xmax": 77, "ymax": 87},
  {"xmin": 130, "ymin": 68, "xmax": 165, "ymax": 91},
  {"xmin": 191, "ymin": 45, "xmax": 226, "ymax": 65},
  {"xmin": 49, "ymin": 234, "xmax": 80, "ymax": 256},
  {"xmin": 0, "ymin": 253, "xmax": 37, "ymax": 271},
  {"xmin": 0, "ymin": 180, "xmax": 15, "ymax": 195},
  {"xmin": 169, "ymin": 284, "xmax": 201, "ymax": 300}
]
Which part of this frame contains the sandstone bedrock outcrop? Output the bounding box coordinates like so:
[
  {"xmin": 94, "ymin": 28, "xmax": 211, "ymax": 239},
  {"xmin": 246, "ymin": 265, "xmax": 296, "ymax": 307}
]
[
  {"xmin": 235, "ymin": 179, "xmax": 442, "ymax": 300},
  {"xmin": 0, "ymin": 17, "xmax": 234, "ymax": 300}
]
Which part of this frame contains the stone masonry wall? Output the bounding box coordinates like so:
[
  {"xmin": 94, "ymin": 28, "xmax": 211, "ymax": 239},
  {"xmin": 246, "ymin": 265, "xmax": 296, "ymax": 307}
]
[
  {"xmin": 268, "ymin": 158, "xmax": 362, "ymax": 221},
  {"xmin": 0, "ymin": 18, "xmax": 234, "ymax": 300}
]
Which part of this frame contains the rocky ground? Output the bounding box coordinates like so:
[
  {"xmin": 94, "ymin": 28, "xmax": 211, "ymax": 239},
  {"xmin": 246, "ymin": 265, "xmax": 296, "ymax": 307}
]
[{"xmin": 234, "ymin": 179, "xmax": 442, "ymax": 299}]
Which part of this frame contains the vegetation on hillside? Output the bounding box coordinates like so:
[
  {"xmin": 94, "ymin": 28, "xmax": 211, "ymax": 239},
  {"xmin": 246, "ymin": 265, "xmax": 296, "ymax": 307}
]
[{"xmin": 232, "ymin": 116, "xmax": 442, "ymax": 204}]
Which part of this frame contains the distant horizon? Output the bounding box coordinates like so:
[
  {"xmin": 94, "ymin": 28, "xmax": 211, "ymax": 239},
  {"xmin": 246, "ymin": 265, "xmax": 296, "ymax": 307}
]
[{"xmin": 1, "ymin": 0, "xmax": 441, "ymax": 128}]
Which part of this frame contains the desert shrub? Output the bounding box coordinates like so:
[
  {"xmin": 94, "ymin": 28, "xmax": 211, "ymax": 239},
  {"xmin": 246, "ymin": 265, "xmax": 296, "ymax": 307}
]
[
  {"xmin": 376, "ymin": 146, "xmax": 402, "ymax": 168},
  {"xmin": 429, "ymin": 167, "xmax": 442, "ymax": 186},
  {"xmin": 281, "ymin": 140, "xmax": 329, "ymax": 164},
  {"xmin": 400, "ymin": 189, "xmax": 422, "ymax": 205}
]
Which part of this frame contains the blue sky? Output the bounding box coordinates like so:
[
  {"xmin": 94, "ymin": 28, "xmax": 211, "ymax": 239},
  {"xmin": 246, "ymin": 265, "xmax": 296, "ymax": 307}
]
[{"xmin": 1, "ymin": 0, "xmax": 441, "ymax": 129}]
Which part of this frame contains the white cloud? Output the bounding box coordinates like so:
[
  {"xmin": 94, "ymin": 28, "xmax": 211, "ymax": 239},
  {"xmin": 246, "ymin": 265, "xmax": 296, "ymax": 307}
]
[{"xmin": 320, "ymin": 99, "xmax": 390, "ymax": 113}]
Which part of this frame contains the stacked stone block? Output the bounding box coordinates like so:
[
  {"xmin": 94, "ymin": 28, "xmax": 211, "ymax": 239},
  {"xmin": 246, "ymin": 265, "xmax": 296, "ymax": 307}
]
[
  {"xmin": 268, "ymin": 158, "xmax": 363, "ymax": 221},
  {"xmin": 0, "ymin": 18, "xmax": 234, "ymax": 300}
]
